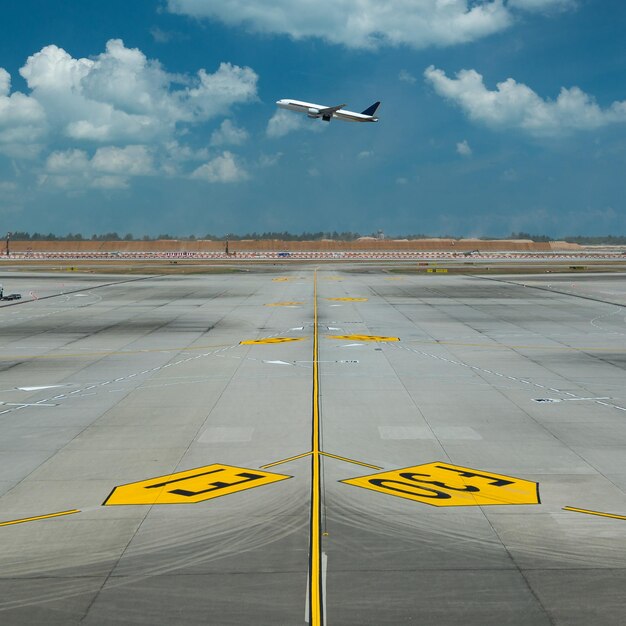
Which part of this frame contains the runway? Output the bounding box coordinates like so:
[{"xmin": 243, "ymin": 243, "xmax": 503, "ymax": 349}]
[{"xmin": 1, "ymin": 267, "xmax": 626, "ymax": 624}]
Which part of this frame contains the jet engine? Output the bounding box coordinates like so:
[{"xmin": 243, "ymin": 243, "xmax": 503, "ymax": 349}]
[{"xmin": 307, "ymin": 108, "xmax": 320, "ymax": 118}]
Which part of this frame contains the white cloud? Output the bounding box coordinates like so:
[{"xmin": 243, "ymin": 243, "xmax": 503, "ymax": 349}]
[
  {"xmin": 0, "ymin": 67, "xmax": 47, "ymax": 158},
  {"xmin": 0, "ymin": 39, "xmax": 260, "ymax": 192},
  {"xmin": 191, "ymin": 151, "xmax": 248, "ymax": 183},
  {"xmin": 266, "ymin": 109, "xmax": 326, "ymax": 138},
  {"xmin": 167, "ymin": 0, "xmax": 514, "ymax": 49},
  {"xmin": 508, "ymin": 0, "xmax": 576, "ymax": 12},
  {"xmin": 43, "ymin": 145, "xmax": 154, "ymax": 189},
  {"xmin": 399, "ymin": 70, "xmax": 417, "ymax": 84},
  {"xmin": 396, "ymin": 177, "xmax": 408, "ymax": 185},
  {"xmin": 11, "ymin": 39, "xmax": 257, "ymax": 146},
  {"xmin": 91, "ymin": 145, "xmax": 154, "ymax": 175},
  {"xmin": 456, "ymin": 140, "xmax": 472, "ymax": 156},
  {"xmin": 210, "ymin": 119, "xmax": 249, "ymax": 146},
  {"xmin": 45, "ymin": 149, "xmax": 90, "ymax": 174},
  {"xmin": 424, "ymin": 65, "xmax": 626, "ymax": 136},
  {"xmin": 358, "ymin": 150, "xmax": 374, "ymax": 159},
  {"xmin": 258, "ymin": 152, "xmax": 282, "ymax": 167}
]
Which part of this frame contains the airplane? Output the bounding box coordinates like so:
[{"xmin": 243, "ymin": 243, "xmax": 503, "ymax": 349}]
[{"xmin": 276, "ymin": 99, "xmax": 380, "ymax": 123}]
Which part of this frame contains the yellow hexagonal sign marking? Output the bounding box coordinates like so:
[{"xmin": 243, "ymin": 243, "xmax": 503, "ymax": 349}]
[
  {"xmin": 103, "ymin": 464, "xmax": 291, "ymax": 505},
  {"xmin": 326, "ymin": 297, "xmax": 368, "ymax": 302},
  {"xmin": 341, "ymin": 462, "xmax": 539, "ymax": 507},
  {"xmin": 240, "ymin": 337, "xmax": 307, "ymax": 345},
  {"xmin": 327, "ymin": 334, "xmax": 399, "ymax": 342},
  {"xmin": 264, "ymin": 301, "xmax": 304, "ymax": 306}
]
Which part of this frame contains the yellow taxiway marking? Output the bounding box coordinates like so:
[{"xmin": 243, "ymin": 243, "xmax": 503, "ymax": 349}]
[
  {"xmin": 309, "ymin": 268, "xmax": 324, "ymax": 626},
  {"xmin": 264, "ymin": 301, "xmax": 304, "ymax": 306},
  {"xmin": 103, "ymin": 464, "xmax": 291, "ymax": 505},
  {"xmin": 0, "ymin": 509, "xmax": 80, "ymax": 527},
  {"xmin": 342, "ymin": 462, "xmax": 539, "ymax": 507},
  {"xmin": 319, "ymin": 452, "xmax": 382, "ymax": 470},
  {"xmin": 272, "ymin": 277, "xmax": 291, "ymax": 282},
  {"xmin": 260, "ymin": 451, "xmax": 312, "ymax": 469},
  {"xmin": 327, "ymin": 334, "xmax": 399, "ymax": 342},
  {"xmin": 563, "ymin": 506, "xmax": 626, "ymax": 520},
  {"xmin": 325, "ymin": 297, "xmax": 368, "ymax": 302},
  {"xmin": 240, "ymin": 337, "xmax": 307, "ymax": 345},
  {"xmin": 261, "ymin": 450, "xmax": 381, "ymax": 471}
]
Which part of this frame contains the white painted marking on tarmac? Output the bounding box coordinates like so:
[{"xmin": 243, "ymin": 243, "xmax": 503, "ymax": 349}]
[
  {"xmin": 327, "ymin": 327, "xmax": 341, "ymax": 331},
  {"xmin": 263, "ymin": 360, "xmax": 292, "ymax": 366},
  {"xmin": 198, "ymin": 427, "xmax": 254, "ymax": 443},
  {"xmin": 290, "ymin": 327, "xmax": 304, "ymax": 331},
  {"xmin": 341, "ymin": 343, "xmax": 364, "ymax": 348},
  {"xmin": 322, "ymin": 551, "xmax": 328, "ymax": 623},
  {"xmin": 0, "ymin": 402, "xmax": 57, "ymax": 407},
  {"xmin": 17, "ymin": 385, "xmax": 67, "ymax": 391}
]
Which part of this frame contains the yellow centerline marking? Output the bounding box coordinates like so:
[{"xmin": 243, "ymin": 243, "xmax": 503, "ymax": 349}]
[
  {"xmin": 0, "ymin": 509, "xmax": 80, "ymax": 527},
  {"xmin": 309, "ymin": 268, "xmax": 324, "ymax": 626},
  {"xmin": 563, "ymin": 506, "xmax": 626, "ymax": 520},
  {"xmin": 260, "ymin": 451, "xmax": 312, "ymax": 469},
  {"xmin": 319, "ymin": 451, "xmax": 382, "ymax": 470}
]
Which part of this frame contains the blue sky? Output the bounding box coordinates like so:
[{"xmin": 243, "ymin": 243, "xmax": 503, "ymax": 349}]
[{"xmin": 0, "ymin": 0, "xmax": 625, "ymax": 237}]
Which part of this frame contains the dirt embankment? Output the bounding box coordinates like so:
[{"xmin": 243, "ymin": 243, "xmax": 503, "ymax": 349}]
[{"xmin": 8, "ymin": 238, "xmax": 581, "ymax": 253}]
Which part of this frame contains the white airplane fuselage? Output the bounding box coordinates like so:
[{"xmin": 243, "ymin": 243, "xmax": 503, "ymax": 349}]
[{"xmin": 276, "ymin": 99, "xmax": 379, "ymax": 123}]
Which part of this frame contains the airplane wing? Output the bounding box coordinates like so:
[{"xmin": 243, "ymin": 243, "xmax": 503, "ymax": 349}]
[{"xmin": 318, "ymin": 104, "xmax": 346, "ymax": 116}]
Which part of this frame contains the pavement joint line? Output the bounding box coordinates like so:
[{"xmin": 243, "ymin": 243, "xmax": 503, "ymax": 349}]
[
  {"xmin": 0, "ymin": 321, "xmax": 305, "ymax": 417},
  {"xmin": 388, "ymin": 341, "xmax": 626, "ymax": 413}
]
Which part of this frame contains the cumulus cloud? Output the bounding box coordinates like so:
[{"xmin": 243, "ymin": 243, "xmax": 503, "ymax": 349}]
[
  {"xmin": 0, "ymin": 39, "xmax": 259, "ymax": 190},
  {"xmin": 456, "ymin": 140, "xmax": 472, "ymax": 156},
  {"xmin": 424, "ymin": 65, "xmax": 626, "ymax": 136},
  {"xmin": 43, "ymin": 145, "xmax": 154, "ymax": 189},
  {"xmin": 0, "ymin": 67, "xmax": 47, "ymax": 158},
  {"xmin": 15, "ymin": 39, "xmax": 258, "ymax": 145},
  {"xmin": 210, "ymin": 119, "xmax": 249, "ymax": 146},
  {"xmin": 266, "ymin": 109, "xmax": 326, "ymax": 138},
  {"xmin": 398, "ymin": 70, "xmax": 417, "ymax": 84},
  {"xmin": 258, "ymin": 152, "xmax": 282, "ymax": 167},
  {"xmin": 508, "ymin": 0, "xmax": 576, "ymax": 12},
  {"xmin": 191, "ymin": 151, "xmax": 248, "ymax": 182},
  {"xmin": 168, "ymin": 0, "xmax": 516, "ymax": 49}
]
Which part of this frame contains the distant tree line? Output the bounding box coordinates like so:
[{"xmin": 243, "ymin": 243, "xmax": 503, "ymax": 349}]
[
  {"xmin": 8, "ymin": 230, "xmax": 371, "ymax": 242},
  {"xmin": 5, "ymin": 230, "xmax": 626, "ymax": 244}
]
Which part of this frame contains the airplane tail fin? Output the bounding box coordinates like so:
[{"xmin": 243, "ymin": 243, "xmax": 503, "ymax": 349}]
[{"xmin": 361, "ymin": 101, "xmax": 380, "ymax": 116}]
